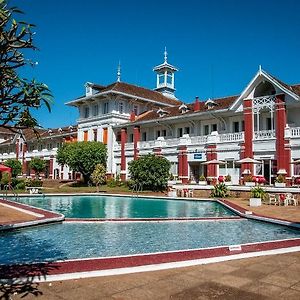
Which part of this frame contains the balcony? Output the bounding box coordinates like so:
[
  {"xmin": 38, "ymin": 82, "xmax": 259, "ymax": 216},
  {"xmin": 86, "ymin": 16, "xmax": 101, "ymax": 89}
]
[{"xmin": 254, "ymin": 130, "xmax": 275, "ymax": 140}]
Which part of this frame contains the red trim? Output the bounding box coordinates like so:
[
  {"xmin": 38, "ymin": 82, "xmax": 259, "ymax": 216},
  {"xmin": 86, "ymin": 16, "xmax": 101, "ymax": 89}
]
[
  {"xmin": 178, "ymin": 146, "xmax": 188, "ymax": 183},
  {"xmin": 206, "ymin": 144, "xmax": 217, "ymax": 179},
  {"xmin": 133, "ymin": 126, "xmax": 140, "ymax": 160}
]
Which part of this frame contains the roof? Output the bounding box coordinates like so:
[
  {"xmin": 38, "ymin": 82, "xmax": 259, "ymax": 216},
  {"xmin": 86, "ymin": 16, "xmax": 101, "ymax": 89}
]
[
  {"xmin": 68, "ymin": 81, "xmax": 182, "ymax": 106},
  {"xmin": 133, "ymin": 95, "xmax": 237, "ymax": 123}
]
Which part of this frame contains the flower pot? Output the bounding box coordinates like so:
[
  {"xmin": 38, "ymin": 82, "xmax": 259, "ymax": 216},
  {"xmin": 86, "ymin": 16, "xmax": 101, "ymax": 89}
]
[
  {"xmin": 245, "ymin": 182, "xmax": 255, "ymax": 187},
  {"xmin": 275, "ymin": 182, "xmax": 286, "ymax": 188},
  {"xmin": 249, "ymin": 198, "xmax": 261, "ymax": 207},
  {"xmin": 198, "ymin": 181, "xmax": 207, "ymax": 186}
]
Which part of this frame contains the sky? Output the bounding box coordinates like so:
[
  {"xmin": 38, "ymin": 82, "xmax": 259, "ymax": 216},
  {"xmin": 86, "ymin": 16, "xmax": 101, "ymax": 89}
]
[{"xmin": 15, "ymin": 0, "xmax": 300, "ymax": 128}]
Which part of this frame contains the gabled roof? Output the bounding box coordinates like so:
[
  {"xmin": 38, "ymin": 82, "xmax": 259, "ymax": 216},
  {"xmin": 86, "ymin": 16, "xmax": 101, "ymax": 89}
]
[
  {"xmin": 131, "ymin": 95, "xmax": 237, "ymax": 124},
  {"xmin": 66, "ymin": 81, "xmax": 182, "ymax": 107}
]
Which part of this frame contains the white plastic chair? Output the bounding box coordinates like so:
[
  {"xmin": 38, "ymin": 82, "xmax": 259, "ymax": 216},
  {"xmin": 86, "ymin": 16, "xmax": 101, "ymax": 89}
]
[{"xmin": 286, "ymin": 193, "xmax": 298, "ymax": 206}]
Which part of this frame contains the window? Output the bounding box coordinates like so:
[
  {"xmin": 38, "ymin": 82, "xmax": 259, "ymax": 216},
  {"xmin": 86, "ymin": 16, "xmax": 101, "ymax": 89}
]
[
  {"xmin": 142, "ymin": 132, "xmax": 147, "ymax": 141},
  {"xmin": 178, "ymin": 128, "xmax": 183, "ymax": 137},
  {"xmin": 162, "ymin": 129, "xmax": 167, "ymax": 137},
  {"xmin": 212, "ymin": 124, "xmax": 217, "ymax": 132},
  {"xmin": 266, "ymin": 118, "xmax": 272, "ymax": 130},
  {"xmin": 129, "ymin": 134, "xmax": 134, "ymax": 143},
  {"xmin": 167, "ymin": 71, "xmax": 172, "ymax": 85},
  {"xmin": 84, "ymin": 106, "xmax": 89, "ymax": 118},
  {"xmin": 233, "ymin": 121, "xmax": 239, "ymax": 133},
  {"xmin": 119, "ymin": 102, "xmax": 124, "ymax": 114},
  {"xmin": 158, "ymin": 73, "xmax": 164, "ymax": 85},
  {"xmin": 204, "ymin": 125, "xmax": 209, "ymax": 135},
  {"xmin": 93, "ymin": 104, "xmax": 99, "ymax": 116},
  {"xmin": 156, "ymin": 130, "xmax": 161, "ymax": 138},
  {"xmin": 184, "ymin": 127, "xmax": 190, "ymax": 135},
  {"xmin": 103, "ymin": 102, "xmax": 109, "ymax": 114},
  {"xmin": 133, "ymin": 105, "xmax": 138, "ymax": 115}
]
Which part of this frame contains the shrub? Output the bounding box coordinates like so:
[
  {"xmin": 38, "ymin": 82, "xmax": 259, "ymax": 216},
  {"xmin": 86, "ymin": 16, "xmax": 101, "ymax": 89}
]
[
  {"xmin": 250, "ymin": 186, "xmax": 266, "ymax": 199},
  {"xmin": 29, "ymin": 158, "xmax": 46, "ymax": 178},
  {"xmin": 25, "ymin": 179, "xmax": 43, "ymax": 187},
  {"xmin": 11, "ymin": 178, "xmax": 25, "ymax": 188},
  {"xmin": 4, "ymin": 159, "xmax": 22, "ymax": 178},
  {"xmin": 275, "ymin": 174, "xmax": 286, "ymax": 183},
  {"xmin": 0, "ymin": 172, "xmax": 10, "ymax": 185},
  {"xmin": 128, "ymin": 154, "xmax": 171, "ymax": 191},
  {"xmin": 225, "ymin": 174, "xmax": 231, "ymax": 182},
  {"xmin": 91, "ymin": 164, "xmax": 106, "ymax": 191},
  {"xmin": 210, "ymin": 183, "xmax": 229, "ymax": 198},
  {"xmin": 15, "ymin": 181, "xmax": 26, "ymax": 190},
  {"xmin": 199, "ymin": 175, "xmax": 206, "ymax": 181}
]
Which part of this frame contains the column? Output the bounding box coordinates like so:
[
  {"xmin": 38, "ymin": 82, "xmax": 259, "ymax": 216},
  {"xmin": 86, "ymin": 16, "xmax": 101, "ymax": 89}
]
[
  {"xmin": 275, "ymin": 94, "xmax": 291, "ymax": 176},
  {"xmin": 242, "ymin": 99, "xmax": 254, "ymax": 174},
  {"xmin": 133, "ymin": 126, "xmax": 140, "ymax": 160},
  {"xmin": 120, "ymin": 128, "xmax": 127, "ymax": 181},
  {"xmin": 22, "ymin": 143, "xmax": 27, "ymax": 176},
  {"xmin": 178, "ymin": 146, "xmax": 188, "ymax": 184},
  {"xmin": 49, "ymin": 155, "xmax": 54, "ymax": 179},
  {"xmin": 206, "ymin": 144, "xmax": 217, "ymax": 184}
]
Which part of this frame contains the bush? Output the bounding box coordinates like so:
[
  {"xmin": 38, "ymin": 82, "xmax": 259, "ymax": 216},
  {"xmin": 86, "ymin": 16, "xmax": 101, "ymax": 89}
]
[
  {"xmin": 210, "ymin": 183, "xmax": 229, "ymax": 198},
  {"xmin": 11, "ymin": 178, "xmax": 25, "ymax": 188},
  {"xmin": 25, "ymin": 179, "xmax": 43, "ymax": 187},
  {"xmin": 250, "ymin": 186, "xmax": 266, "ymax": 199},
  {"xmin": 15, "ymin": 181, "xmax": 26, "ymax": 190},
  {"xmin": 4, "ymin": 159, "xmax": 22, "ymax": 178},
  {"xmin": 128, "ymin": 154, "xmax": 171, "ymax": 191},
  {"xmin": 225, "ymin": 174, "xmax": 231, "ymax": 182},
  {"xmin": 276, "ymin": 174, "xmax": 286, "ymax": 183},
  {"xmin": 91, "ymin": 164, "xmax": 106, "ymax": 191},
  {"xmin": 0, "ymin": 172, "xmax": 10, "ymax": 185}
]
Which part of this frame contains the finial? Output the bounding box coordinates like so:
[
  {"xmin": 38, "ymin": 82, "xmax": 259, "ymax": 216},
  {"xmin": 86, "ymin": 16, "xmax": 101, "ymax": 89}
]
[
  {"xmin": 164, "ymin": 47, "xmax": 168, "ymax": 63},
  {"xmin": 259, "ymin": 64, "xmax": 262, "ymax": 74},
  {"xmin": 117, "ymin": 61, "xmax": 121, "ymax": 82}
]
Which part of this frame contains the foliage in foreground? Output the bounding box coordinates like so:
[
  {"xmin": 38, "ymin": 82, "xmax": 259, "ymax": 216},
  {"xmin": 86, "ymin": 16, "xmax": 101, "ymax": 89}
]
[
  {"xmin": 128, "ymin": 154, "xmax": 171, "ymax": 191},
  {"xmin": 250, "ymin": 186, "xmax": 266, "ymax": 199},
  {"xmin": 0, "ymin": 0, "xmax": 52, "ymax": 130},
  {"xmin": 29, "ymin": 157, "xmax": 46, "ymax": 178},
  {"xmin": 4, "ymin": 159, "xmax": 22, "ymax": 178},
  {"xmin": 56, "ymin": 142, "xmax": 107, "ymax": 183},
  {"xmin": 210, "ymin": 183, "xmax": 229, "ymax": 198},
  {"xmin": 91, "ymin": 164, "xmax": 106, "ymax": 191}
]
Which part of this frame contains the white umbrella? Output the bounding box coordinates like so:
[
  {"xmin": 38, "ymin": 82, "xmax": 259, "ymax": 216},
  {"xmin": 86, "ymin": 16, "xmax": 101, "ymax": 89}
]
[
  {"xmin": 202, "ymin": 159, "xmax": 226, "ymax": 165},
  {"xmin": 236, "ymin": 157, "xmax": 261, "ymax": 164}
]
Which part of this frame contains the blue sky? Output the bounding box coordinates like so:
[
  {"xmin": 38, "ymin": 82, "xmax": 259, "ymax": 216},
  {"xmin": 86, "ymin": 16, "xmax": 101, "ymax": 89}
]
[{"xmin": 17, "ymin": 0, "xmax": 300, "ymax": 128}]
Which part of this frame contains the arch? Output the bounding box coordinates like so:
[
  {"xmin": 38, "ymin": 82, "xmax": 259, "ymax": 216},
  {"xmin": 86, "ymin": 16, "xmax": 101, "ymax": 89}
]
[{"xmin": 254, "ymin": 81, "xmax": 276, "ymax": 97}]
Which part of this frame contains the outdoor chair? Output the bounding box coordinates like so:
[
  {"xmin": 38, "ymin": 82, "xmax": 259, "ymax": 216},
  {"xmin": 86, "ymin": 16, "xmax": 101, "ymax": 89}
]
[
  {"xmin": 285, "ymin": 193, "xmax": 298, "ymax": 206},
  {"xmin": 268, "ymin": 193, "xmax": 279, "ymax": 205}
]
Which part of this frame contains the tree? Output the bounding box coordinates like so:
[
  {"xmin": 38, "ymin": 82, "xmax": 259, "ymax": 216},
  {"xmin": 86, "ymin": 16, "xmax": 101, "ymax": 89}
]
[
  {"xmin": 0, "ymin": 0, "xmax": 52, "ymax": 131},
  {"xmin": 128, "ymin": 154, "xmax": 171, "ymax": 191},
  {"xmin": 56, "ymin": 142, "xmax": 107, "ymax": 184},
  {"xmin": 29, "ymin": 157, "xmax": 46, "ymax": 178},
  {"xmin": 91, "ymin": 164, "xmax": 106, "ymax": 192},
  {"xmin": 4, "ymin": 158, "xmax": 21, "ymax": 178}
]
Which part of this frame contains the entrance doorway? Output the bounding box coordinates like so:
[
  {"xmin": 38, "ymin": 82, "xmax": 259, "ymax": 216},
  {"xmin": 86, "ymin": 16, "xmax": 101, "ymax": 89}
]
[{"xmin": 189, "ymin": 163, "xmax": 206, "ymax": 183}]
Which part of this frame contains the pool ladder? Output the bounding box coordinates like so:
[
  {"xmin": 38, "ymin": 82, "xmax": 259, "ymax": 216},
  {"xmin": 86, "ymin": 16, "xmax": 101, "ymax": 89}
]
[
  {"xmin": 2, "ymin": 184, "xmax": 19, "ymax": 201},
  {"xmin": 132, "ymin": 182, "xmax": 143, "ymax": 197}
]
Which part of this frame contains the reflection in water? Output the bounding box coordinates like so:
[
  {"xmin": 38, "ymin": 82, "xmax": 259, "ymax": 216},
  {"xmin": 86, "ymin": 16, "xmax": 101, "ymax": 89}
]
[{"xmin": 15, "ymin": 196, "xmax": 236, "ymax": 219}]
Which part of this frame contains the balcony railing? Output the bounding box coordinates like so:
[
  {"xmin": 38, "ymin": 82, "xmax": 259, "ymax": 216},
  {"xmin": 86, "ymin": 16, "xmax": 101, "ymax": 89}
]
[
  {"xmin": 219, "ymin": 132, "xmax": 244, "ymax": 143},
  {"xmin": 291, "ymin": 127, "xmax": 300, "ymax": 137},
  {"xmin": 254, "ymin": 130, "xmax": 275, "ymax": 140}
]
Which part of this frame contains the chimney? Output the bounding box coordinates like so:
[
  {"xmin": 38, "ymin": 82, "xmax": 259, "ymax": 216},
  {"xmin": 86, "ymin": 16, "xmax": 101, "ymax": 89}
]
[
  {"xmin": 130, "ymin": 111, "xmax": 136, "ymax": 122},
  {"xmin": 194, "ymin": 96, "xmax": 200, "ymax": 112}
]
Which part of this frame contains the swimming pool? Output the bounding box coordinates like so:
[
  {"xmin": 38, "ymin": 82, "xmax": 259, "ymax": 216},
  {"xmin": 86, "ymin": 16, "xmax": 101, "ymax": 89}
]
[{"xmin": 13, "ymin": 195, "xmax": 236, "ymax": 219}]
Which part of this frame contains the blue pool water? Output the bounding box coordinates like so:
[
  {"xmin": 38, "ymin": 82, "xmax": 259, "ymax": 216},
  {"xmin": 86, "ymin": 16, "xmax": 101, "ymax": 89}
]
[
  {"xmin": 0, "ymin": 220, "xmax": 300, "ymax": 265},
  {"xmin": 13, "ymin": 195, "xmax": 236, "ymax": 219}
]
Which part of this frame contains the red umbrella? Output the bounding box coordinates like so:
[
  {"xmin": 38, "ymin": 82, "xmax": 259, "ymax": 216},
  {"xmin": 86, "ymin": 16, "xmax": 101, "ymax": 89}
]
[{"xmin": 0, "ymin": 164, "xmax": 11, "ymax": 173}]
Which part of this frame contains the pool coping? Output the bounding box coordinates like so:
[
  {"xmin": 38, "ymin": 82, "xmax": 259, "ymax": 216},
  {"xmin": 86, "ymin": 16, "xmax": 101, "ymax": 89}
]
[
  {"xmin": 0, "ymin": 198, "xmax": 65, "ymax": 231},
  {"xmin": 1, "ymin": 194, "xmax": 300, "ymax": 283}
]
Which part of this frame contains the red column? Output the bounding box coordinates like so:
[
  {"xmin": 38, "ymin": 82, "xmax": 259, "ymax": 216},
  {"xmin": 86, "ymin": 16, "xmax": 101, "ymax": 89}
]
[
  {"xmin": 120, "ymin": 128, "xmax": 127, "ymax": 181},
  {"xmin": 242, "ymin": 99, "xmax": 254, "ymax": 174},
  {"xmin": 178, "ymin": 146, "xmax": 188, "ymax": 184},
  {"xmin": 133, "ymin": 126, "xmax": 140, "ymax": 160},
  {"xmin": 49, "ymin": 155, "xmax": 54, "ymax": 179},
  {"xmin": 275, "ymin": 94, "xmax": 290, "ymax": 176},
  {"xmin": 206, "ymin": 144, "xmax": 217, "ymax": 183}
]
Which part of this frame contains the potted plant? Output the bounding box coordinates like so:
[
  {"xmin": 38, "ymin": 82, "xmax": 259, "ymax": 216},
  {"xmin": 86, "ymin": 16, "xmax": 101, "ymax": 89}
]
[
  {"xmin": 249, "ymin": 186, "xmax": 265, "ymax": 206},
  {"xmin": 210, "ymin": 183, "xmax": 229, "ymax": 198},
  {"xmin": 198, "ymin": 175, "xmax": 207, "ymax": 185},
  {"xmin": 224, "ymin": 174, "xmax": 232, "ymax": 186},
  {"xmin": 244, "ymin": 175, "xmax": 255, "ymax": 187},
  {"xmin": 275, "ymin": 174, "xmax": 286, "ymax": 187}
]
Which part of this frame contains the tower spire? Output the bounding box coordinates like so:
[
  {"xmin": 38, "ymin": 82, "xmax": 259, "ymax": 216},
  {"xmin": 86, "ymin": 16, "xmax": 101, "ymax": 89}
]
[
  {"xmin": 117, "ymin": 61, "xmax": 121, "ymax": 82},
  {"xmin": 164, "ymin": 47, "xmax": 168, "ymax": 63}
]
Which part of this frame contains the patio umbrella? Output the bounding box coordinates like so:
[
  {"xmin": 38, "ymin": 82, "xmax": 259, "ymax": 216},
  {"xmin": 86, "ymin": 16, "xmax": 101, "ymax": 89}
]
[
  {"xmin": 236, "ymin": 157, "xmax": 261, "ymax": 164},
  {"xmin": 0, "ymin": 164, "xmax": 11, "ymax": 173},
  {"xmin": 202, "ymin": 159, "xmax": 226, "ymax": 165}
]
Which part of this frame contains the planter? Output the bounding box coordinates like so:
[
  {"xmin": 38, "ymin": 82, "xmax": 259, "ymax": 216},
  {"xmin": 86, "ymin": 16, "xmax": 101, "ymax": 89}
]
[
  {"xmin": 275, "ymin": 182, "xmax": 286, "ymax": 188},
  {"xmin": 198, "ymin": 181, "xmax": 207, "ymax": 186},
  {"xmin": 245, "ymin": 182, "xmax": 255, "ymax": 187},
  {"xmin": 249, "ymin": 198, "xmax": 262, "ymax": 207},
  {"xmin": 224, "ymin": 181, "xmax": 232, "ymax": 186}
]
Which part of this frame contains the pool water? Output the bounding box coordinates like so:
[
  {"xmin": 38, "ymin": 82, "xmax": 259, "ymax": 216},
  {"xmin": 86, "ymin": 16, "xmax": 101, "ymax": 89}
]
[
  {"xmin": 1, "ymin": 220, "xmax": 300, "ymax": 265},
  {"xmin": 14, "ymin": 195, "xmax": 236, "ymax": 219}
]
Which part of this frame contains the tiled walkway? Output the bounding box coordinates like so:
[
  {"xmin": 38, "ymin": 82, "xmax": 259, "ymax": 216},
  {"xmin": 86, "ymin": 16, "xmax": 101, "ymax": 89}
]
[{"xmin": 2, "ymin": 252, "xmax": 300, "ymax": 299}]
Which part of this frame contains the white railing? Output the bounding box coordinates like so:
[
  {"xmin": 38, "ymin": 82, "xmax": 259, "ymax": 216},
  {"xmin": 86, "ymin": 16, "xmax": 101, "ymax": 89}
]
[
  {"xmin": 165, "ymin": 138, "xmax": 181, "ymax": 146},
  {"xmin": 190, "ymin": 135, "xmax": 208, "ymax": 144},
  {"xmin": 139, "ymin": 140, "xmax": 156, "ymax": 149},
  {"xmin": 219, "ymin": 132, "xmax": 244, "ymax": 143},
  {"xmin": 254, "ymin": 130, "xmax": 275, "ymax": 140},
  {"xmin": 125, "ymin": 142, "xmax": 134, "ymax": 150},
  {"xmin": 291, "ymin": 127, "xmax": 300, "ymax": 137}
]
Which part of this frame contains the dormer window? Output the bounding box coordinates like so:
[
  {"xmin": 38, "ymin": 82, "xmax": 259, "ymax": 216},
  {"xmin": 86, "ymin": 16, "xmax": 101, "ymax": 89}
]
[
  {"xmin": 157, "ymin": 108, "xmax": 168, "ymax": 118},
  {"xmin": 205, "ymin": 99, "xmax": 217, "ymax": 110},
  {"xmin": 179, "ymin": 103, "xmax": 188, "ymax": 114},
  {"xmin": 85, "ymin": 82, "xmax": 93, "ymax": 96},
  {"xmin": 58, "ymin": 128, "xmax": 63, "ymax": 134},
  {"xmin": 69, "ymin": 125, "xmax": 73, "ymax": 132},
  {"xmin": 48, "ymin": 129, "xmax": 52, "ymax": 135}
]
